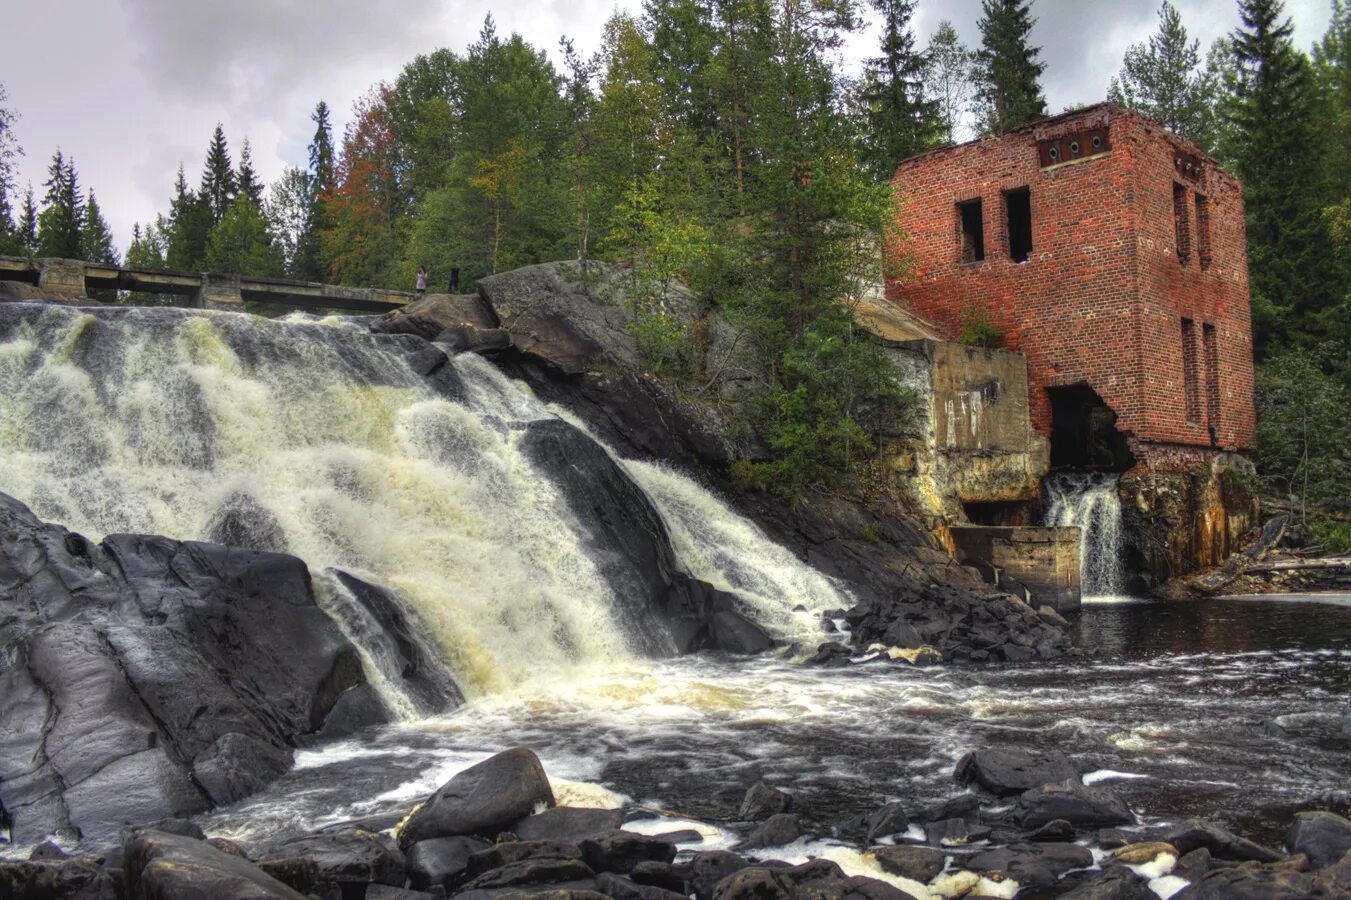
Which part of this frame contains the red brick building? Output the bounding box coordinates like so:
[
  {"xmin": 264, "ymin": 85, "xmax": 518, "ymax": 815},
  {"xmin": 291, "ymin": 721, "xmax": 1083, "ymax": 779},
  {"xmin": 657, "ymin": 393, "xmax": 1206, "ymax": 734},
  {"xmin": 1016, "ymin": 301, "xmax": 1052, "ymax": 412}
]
[{"xmin": 885, "ymin": 102, "xmax": 1255, "ymax": 471}]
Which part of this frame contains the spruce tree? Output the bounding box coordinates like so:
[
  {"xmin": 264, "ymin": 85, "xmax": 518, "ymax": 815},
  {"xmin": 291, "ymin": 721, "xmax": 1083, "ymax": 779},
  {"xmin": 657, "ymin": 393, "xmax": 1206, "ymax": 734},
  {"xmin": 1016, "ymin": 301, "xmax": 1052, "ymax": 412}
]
[
  {"xmin": 17, "ymin": 183, "xmax": 37, "ymax": 256},
  {"xmin": 80, "ymin": 190, "xmax": 118, "ymax": 264},
  {"xmin": 296, "ymin": 100, "xmax": 335, "ymax": 280},
  {"xmin": 924, "ymin": 21, "xmax": 976, "ymax": 144},
  {"xmin": 37, "ymin": 151, "xmax": 84, "ymax": 258},
  {"xmin": 237, "ymin": 138, "xmax": 264, "ymax": 207},
  {"xmin": 1110, "ymin": 2, "xmax": 1211, "ymax": 144},
  {"xmin": 200, "ymin": 124, "xmax": 237, "ymax": 226},
  {"xmin": 166, "ymin": 164, "xmax": 211, "ymax": 269},
  {"xmin": 858, "ymin": 0, "xmax": 943, "ymax": 178},
  {"xmin": 1228, "ymin": 0, "xmax": 1334, "ymax": 351},
  {"xmin": 0, "ymin": 82, "xmax": 19, "ymax": 253},
  {"xmin": 973, "ymin": 0, "xmax": 1047, "ymax": 134}
]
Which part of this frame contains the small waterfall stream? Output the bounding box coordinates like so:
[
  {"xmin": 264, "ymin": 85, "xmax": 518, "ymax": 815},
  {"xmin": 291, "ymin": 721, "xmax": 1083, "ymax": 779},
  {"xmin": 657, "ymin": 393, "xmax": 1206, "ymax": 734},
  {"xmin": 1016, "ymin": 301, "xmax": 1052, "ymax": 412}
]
[{"xmin": 1044, "ymin": 471, "xmax": 1127, "ymax": 600}]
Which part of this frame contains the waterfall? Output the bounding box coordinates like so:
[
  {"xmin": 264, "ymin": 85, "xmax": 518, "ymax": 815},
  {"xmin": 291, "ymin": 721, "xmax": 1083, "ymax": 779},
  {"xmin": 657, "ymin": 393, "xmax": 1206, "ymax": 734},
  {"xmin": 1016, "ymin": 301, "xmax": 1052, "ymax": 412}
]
[
  {"xmin": 0, "ymin": 304, "xmax": 848, "ymax": 706},
  {"xmin": 1044, "ymin": 471, "xmax": 1127, "ymax": 600}
]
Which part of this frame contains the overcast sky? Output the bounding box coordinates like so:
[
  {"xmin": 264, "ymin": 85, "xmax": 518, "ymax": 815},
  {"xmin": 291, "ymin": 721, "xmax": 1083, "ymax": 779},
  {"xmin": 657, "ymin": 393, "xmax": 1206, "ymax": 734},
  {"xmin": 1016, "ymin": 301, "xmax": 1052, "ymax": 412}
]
[{"xmin": 3, "ymin": 0, "xmax": 1334, "ymax": 249}]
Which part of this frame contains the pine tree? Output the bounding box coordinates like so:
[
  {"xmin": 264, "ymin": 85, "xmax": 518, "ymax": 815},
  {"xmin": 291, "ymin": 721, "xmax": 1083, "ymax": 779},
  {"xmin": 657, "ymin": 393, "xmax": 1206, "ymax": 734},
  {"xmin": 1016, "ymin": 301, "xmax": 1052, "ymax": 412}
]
[
  {"xmin": 973, "ymin": 0, "xmax": 1047, "ymax": 134},
  {"xmin": 1110, "ymin": 2, "xmax": 1211, "ymax": 144},
  {"xmin": 204, "ymin": 197, "xmax": 283, "ymax": 277},
  {"xmin": 165, "ymin": 164, "xmax": 211, "ymax": 269},
  {"xmin": 37, "ymin": 151, "xmax": 84, "ymax": 258},
  {"xmin": 924, "ymin": 21, "xmax": 976, "ymax": 144},
  {"xmin": 309, "ymin": 101, "xmax": 336, "ymax": 199},
  {"xmin": 0, "ymin": 82, "xmax": 20, "ymax": 253},
  {"xmin": 17, "ymin": 183, "xmax": 37, "ymax": 256},
  {"xmin": 858, "ymin": 0, "xmax": 943, "ymax": 179},
  {"xmin": 296, "ymin": 100, "xmax": 336, "ymax": 281},
  {"xmin": 1228, "ymin": 0, "xmax": 1335, "ymax": 352},
  {"xmin": 237, "ymin": 138, "xmax": 264, "ymax": 207},
  {"xmin": 200, "ymin": 124, "xmax": 237, "ymax": 226},
  {"xmin": 80, "ymin": 190, "xmax": 118, "ymax": 264},
  {"xmin": 1313, "ymin": 0, "xmax": 1350, "ymax": 200}
]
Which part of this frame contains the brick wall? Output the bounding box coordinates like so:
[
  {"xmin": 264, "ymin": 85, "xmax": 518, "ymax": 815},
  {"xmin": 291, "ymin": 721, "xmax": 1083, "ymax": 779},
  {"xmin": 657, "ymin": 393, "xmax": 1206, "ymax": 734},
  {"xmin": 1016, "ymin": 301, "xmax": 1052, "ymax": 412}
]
[{"xmin": 885, "ymin": 103, "xmax": 1255, "ymax": 468}]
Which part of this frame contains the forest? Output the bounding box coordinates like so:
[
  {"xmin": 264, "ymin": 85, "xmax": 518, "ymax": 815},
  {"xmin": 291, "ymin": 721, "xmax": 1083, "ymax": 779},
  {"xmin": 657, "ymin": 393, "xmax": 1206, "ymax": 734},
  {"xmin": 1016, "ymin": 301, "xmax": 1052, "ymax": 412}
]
[{"xmin": 0, "ymin": 0, "xmax": 1347, "ymax": 528}]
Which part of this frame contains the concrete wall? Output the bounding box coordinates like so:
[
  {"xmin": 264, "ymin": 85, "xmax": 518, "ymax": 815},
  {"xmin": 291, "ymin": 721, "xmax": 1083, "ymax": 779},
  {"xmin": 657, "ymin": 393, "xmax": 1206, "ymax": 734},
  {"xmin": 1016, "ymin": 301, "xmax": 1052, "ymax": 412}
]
[{"xmin": 951, "ymin": 525, "xmax": 1082, "ymax": 612}]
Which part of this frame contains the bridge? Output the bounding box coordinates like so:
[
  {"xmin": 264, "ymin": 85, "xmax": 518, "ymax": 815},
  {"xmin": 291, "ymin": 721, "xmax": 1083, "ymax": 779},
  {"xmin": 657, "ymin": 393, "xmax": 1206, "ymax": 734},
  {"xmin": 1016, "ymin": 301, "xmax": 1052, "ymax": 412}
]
[{"xmin": 0, "ymin": 255, "xmax": 414, "ymax": 313}]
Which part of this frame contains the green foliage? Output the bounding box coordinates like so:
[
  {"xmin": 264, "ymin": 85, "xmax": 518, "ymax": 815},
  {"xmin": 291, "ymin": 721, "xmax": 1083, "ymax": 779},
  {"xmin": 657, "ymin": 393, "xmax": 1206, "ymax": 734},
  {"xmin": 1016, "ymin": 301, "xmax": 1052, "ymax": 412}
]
[
  {"xmin": 959, "ymin": 305, "xmax": 1003, "ymax": 348},
  {"xmin": 165, "ymin": 165, "xmax": 210, "ymax": 270},
  {"xmin": 1109, "ymin": 2, "xmax": 1213, "ymax": 146},
  {"xmin": 856, "ymin": 0, "xmax": 944, "ymax": 179},
  {"xmin": 1253, "ymin": 348, "xmax": 1351, "ymax": 515},
  {"xmin": 80, "ymin": 190, "xmax": 118, "ymax": 264},
  {"xmin": 0, "ymin": 82, "xmax": 20, "ymax": 254},
  {"xmin": 200, "ymin": 124, "xmax": 237, "ymax": 227},
  {"xmin": 923, "ymin": 21, "xmax": 976, "ymax": 145},
  {"xmin": 1307, "ymin": 517, "xmax": 1351, "ymax": 553},
  {"xmin": 37, "ymin": 151, "xmax": 83, "ymax": 258},
  {"xmin": 203, "ymin": 198, "xmax": 284, "ymax": 277},
  {"xmin": 973, "ymin": 0, "xmax": 1048, "ymax": 134},
  {"xmin": 630, "ymin": 300, "xmax": 697, "ymax": 377}
]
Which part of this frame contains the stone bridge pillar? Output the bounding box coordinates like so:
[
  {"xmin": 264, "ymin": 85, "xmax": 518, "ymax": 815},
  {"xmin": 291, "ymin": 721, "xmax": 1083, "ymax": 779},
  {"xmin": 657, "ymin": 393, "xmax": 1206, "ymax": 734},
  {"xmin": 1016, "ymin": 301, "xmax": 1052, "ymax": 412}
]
[
  {"xmin": 197, "ymin": 273, "xmax": 243, "ymax": 309},
  {"xmin": 37, "ymin": 258, "xmax": 87, "ymax": 298}
]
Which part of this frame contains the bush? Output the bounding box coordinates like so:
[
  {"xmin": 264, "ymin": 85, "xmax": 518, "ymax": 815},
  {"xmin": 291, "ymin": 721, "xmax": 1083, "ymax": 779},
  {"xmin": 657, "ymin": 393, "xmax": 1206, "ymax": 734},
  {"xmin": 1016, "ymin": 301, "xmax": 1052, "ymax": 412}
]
[
  {"xmin": 1307, "ymin": 517, "xmax": 1351, "ymax": 554},
  {"xmin": 1254, "ymin": 347, "xmax": 1351, "ymax": 514},
  {"xmin": 960, "ymin": 306, "xmax": 1003, "ymax": 348}
]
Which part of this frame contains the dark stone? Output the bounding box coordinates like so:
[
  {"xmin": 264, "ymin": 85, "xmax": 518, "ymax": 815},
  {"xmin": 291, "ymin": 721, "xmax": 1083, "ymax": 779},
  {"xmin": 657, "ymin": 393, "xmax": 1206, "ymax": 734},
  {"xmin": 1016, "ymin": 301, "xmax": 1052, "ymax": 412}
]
[
  {"xmin": 1174, "ymin": 848, "xmax": 1212, "ymax": 882},
  {"xmin": 650, "ymin": 829, "xmax": 705, "ymax": 845},
  {"xmin": 708, "ymin": 610, "xmax": 775, "ymax": 654},
  {"xmin": 1011, "ymin": 780, "xmax": 1134, "ymax": 830},
  {"xmin": 1285, "ymin": 810, "xmax": 1351, "ymax": 869},
  {"xmin": 398, "ymin": 748, "xmax": 556, "ymax": 847},
  {"xmin": 711, "ymin": 866, "xmax": 792, "ymax": 900},
  {"xmin": 740, "ymin": 782, "xmax": 793, "ymax": 821},
  {"xmin": 630, "ymin": 860, "xmax": 695, "ymax": 893},
  {"xmin": 595, "ymin": 871, "xmax": 691, "ymax": 900},
  {"xmin": 1164, "ymin": 819, "xmax": 1283, "ymax": 863},
  {"xmin": 366, "ymin": 886, "xmax": 441, "ymax": 900},
  {"xmin": 257, "ymin": 829, "xmax": 406, "ymax": 890},
  {"xmin": 924, "ymin": 817, "xmax": 989, "ymax": 846},
  {"xmin": 407, "ymin": 835, "xmax": 490, "ymax": 890},
  {"xmin": 512, "ymin": 808, "xmax": 624, "ymax": 844},
  {"xmin": 467, "ymin": 841, "xmax": 584, "ymax": 877},
  {"xmin": 28, "ymin": 841, "xmax": 71, "ymax": 861},
  {"xmin": 690, "ymin": 851, "xmax": 753, "ymax": 900},
  {"xmin": 579, "ymin": 831, "xmax": 676, "ymax": 874},
  {"xmin": 203, "ymin": 490, "xmax": 288, "ymax": 553},
  {"xmin": 0, "ymin": 493, "xmax": 386, "ymax": 849},
  {"xmin": 453, "ymin": 879, "xmax": 604, "ymax": 900},
  {"xmin": 807, "ymin": 642, "xmax": 855, "ymax": 667},
  {"xmin": 1056, "ymin": 866, "xmax": 1155, "ymax": 899},
  {"xmin": 872, "ymin": 845, "xmax": 945, "ymax": 883},
  {"xmin": 965, "ymin": 841, "xmax": 1095, "ymax": 888},
  {"xmin": 719, "ymin": 859, "xmax": 919, "ymax": 900},
  {"xmin": 863, "ymin": 801, "xmax": 909, "ymax": 843},
  {"xmin": 207, "ymin": 837, "xmax": 251, "ymax": 859},
  {"xmin": 953, "ymin": 748, "xmax": 1081, "ymax": 797},
  {"xmin": 1097, "ymin": 829, "xmax": 1132, "ymax": 850},
  {"xmin": 745, "ymin": 814, "xmax": 802, "ymax": 849},
  {"xmin": 0, "ymin": 856, "xmax": 119, "ymax": 900},
  {"xmin": 458, "ymin": 857, "xmax": 595, "ymax": 891},
  {"xmin": 1173, "ymin": 862, "xmax": 1318, "ymax": 898},
  {"xmin": 1026, "ymin": 818, "xmax": 1076, "ymax": 842},
  {"xmin": 146, "ymin": 817, "xmax": 206, "ymax": 840},
  {"xmin": 373, "ymin": 293, "xmax": 499, "ymax": 341},
  {"xmin": 916, "ymin": 794, "xmax": 980, "ymax": 825},
  {"xmin": 123, "ymin": 829, "xmax": 308, "ymax": 899}
]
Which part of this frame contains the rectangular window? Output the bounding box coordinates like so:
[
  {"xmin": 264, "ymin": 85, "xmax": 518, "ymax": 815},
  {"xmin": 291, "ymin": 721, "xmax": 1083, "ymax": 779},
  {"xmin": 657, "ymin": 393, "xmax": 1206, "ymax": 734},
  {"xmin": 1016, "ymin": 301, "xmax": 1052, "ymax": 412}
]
[
  {"xmin": 1195, "ymin": 194, "xmax": 1212, "ymax": 269},
  {"xmin": 1004, "ymin": 187, "xmax": 1032, "ymax": 263},
  {"xmin": 958, "ymin": 198, "xmax": 985, "ymax": 263},
  {"xmin": 1173, "ymin": 183, "xmax": 1191, "ymax": 265},
  {"xmin": 1203, "ymin": 323, "xmax": 1220, "ymax": 431},
  {"xmin": 1181, "ymin": 318, "xmax": 1200, "ymax": 423}
]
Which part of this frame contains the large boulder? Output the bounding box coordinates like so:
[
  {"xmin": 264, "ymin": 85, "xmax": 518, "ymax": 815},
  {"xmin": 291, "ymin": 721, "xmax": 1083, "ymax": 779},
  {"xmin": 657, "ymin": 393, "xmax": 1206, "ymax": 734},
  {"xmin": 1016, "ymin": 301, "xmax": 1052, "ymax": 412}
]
[
  {"xmin": 954, "ymin": 748, "xmax": 1082, "ymax": 796},
  {"xmin": 1010, "ymin": 779, "xmax": 1134, "ymax": 830},
  {"xmin": 0, "ymin": 493, "xmax": 392, "ymax": 849},
  {"xmin": 513, "ymin": 807, "xmax": 625, "ymax": 843},
  {"xmin": 1164, "ymin": 819, "xmax": 1283, "ymax": 863},
  {"xmin": 123, "ymin": 829, "xmax": 309, "ymax": 899},
  {"xmin": 1172, "ymin": 861, "xmax": 1319, "ymax": 898},
  {"xmin": 964, "ymin": 841, "xmax": 1095, "ymax": 888},
  {"xmin": 1285, "ymin": 810, "xmax": 1351, "ymax": 870},
  {"xmin": 397, "ymin": 748, "xmax": 556, "ymax": 847},
  {"xmin": 406, "ymin": 835, "xmax": 490, "ymax": 891}
]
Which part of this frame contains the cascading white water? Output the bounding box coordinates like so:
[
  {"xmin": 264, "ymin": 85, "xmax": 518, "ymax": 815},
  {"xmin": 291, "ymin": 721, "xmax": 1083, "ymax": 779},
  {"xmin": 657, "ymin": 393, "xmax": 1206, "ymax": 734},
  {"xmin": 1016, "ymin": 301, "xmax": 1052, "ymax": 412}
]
[
  {"xmin": 0, "ymin": 304, "xmax": 849, "ymax": 706},
  {"xmin": 1044, "ymin": 471, "xmax": 1127, "ymax": 599}
]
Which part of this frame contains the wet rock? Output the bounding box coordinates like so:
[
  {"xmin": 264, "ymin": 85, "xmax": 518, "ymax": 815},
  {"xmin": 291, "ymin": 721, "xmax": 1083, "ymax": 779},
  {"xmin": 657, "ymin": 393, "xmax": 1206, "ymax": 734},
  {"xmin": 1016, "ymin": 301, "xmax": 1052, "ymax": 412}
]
[
  {"xmin": 407, "ymin": 835, "xmax": 490, "ymax": 890},
  {"xmin": 1285, "ymin": 810, "xmax": 1351, "ymax": 869},
  {"xmin": 467, "ymin": 841, "xmax": 584, "ymax": 877},
  {"xmin": 1011, "ymin": 779, "xmax": 1134, "ymax": 830},
  {"xmin": 459, "ymin": 857, "xmax": 596, "ymax": 891},
  {"xmin": 0, "ymin": 494, "xmax": 381, "ymax": 849},
  {"xmin": 1097, "ymin": 829, "xmax": 1132, "ymax": 850},
  {"xmin": 872, "ymin": 845, "xmax": 945, "ymax": 883},
  {"xmin": 953, "ymin": 747, "xmax": 1081, "ymax": 797},
  {"xmin": 579, "ymin": 831, "xmax": 676, "ymax": 874},
  {"xmin": 924, "ymin": 817, "xmax": 990, "ymax": 846},
  {"xmin": 373, "ymin": 292, "xmax": 499, "ymax": 341},
  {"xmin": 1057, "ymin": 866, "xmax": 1155, "ymax": 899},
  {"xmin": 513, "ymin": 808, "xmax": 624, "ymax": 843},
  {"xmin": 807, "ymin": 642, "xmax": 855, "ymax": 667},
  {"xmin": 1173, "ymin": 848, "xmax": 1212, "ymax": 882},
  {"xmin": 711, "ymin": 866, "xmax": 793, "ymax": 900},
  {"xmin": 1111, "ymin": 842, "xmax": 1178, "ymax": 866},
  {"xmin": 366, "ymin": 886, "xmax": 441, "ymax": 900},
  {"xmin": 1173, "ymin": 861, "xmax": 1318, "ymax": 898},
  {"xmin": 740, "ymin": 782, "xmax": 793, "ymax": 821},
  {"xmin": 745, "ymin": 814, "xmax": 802, "ymax": 849},
  {"xmin": 28, "ymin": 841, "xmax": 71, "ymax": 861},
  {"xmin": 124, "ymin": 829, "xmax": 308, "ymax": 899},
  {"xmin": 1037, "ymin": 605, "xmax": 1070, "ymax": 628},
  {"xmin": 1026, "ymin": 818, "xmax": 1076, "ymax": 842},
  {"xmin": 630, "ymin": 859, "xmax": 695, "ymax": 893},
  {"xmin": 965, "ymin": 841, "xmax": 1095, "ymax": 888},
  {"xmin": 0, "ymin": 856, "xmax": 119, "ymax": 900},
  {"xmin": 863, "ymin": 801, "xmax": 910, "ymax": 843},
  {"xmin": 453, "ymin": 880, "xmax": 603, "ymax": 900},
  {"xmin": 650, "ymin": 829, "xmax": 705, "ymax": 845},
  {"xmin": 916, "ymin": 793, "xmax": 981, "ymax": 825},
  {"xmin": 258, "ymin": 829, "xmax": 406, "ymax": 891},
  {"xmin": 398, "ymin": 748, "xmax": 556, "ymax": 847},
  {"xmin": 207, "ymin": 837, "xmax": 251, "ymax": 859},
  {"xmin": 204, "ymin": 490, "xmax": 288, "ymax": 553},
  {"xmin": 1164, "ymin": 819, "xmax": 1283, "ymax": 863},
  {"xmin": 1315, "ymin": 849, "xmax": 1351, "ymax": 892},
  {"xmin": 690, "ymin": 851, "xmax": 754, "ymax": 900},
  {"xmin": 708, "ymin": 610, "xmax": 775, "ymax": 654},
  {"xmin": 595, "ymin": 871, "xmax": 691, "ymax": 900}
]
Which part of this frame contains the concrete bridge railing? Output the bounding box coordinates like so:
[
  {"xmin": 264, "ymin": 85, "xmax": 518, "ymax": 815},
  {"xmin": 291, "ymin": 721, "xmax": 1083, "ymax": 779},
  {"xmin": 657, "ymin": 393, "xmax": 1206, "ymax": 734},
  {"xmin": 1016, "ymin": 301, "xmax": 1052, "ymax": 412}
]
[{"xmin": 0, "ymin": 255, "xmax": 415, "ymax": 314}]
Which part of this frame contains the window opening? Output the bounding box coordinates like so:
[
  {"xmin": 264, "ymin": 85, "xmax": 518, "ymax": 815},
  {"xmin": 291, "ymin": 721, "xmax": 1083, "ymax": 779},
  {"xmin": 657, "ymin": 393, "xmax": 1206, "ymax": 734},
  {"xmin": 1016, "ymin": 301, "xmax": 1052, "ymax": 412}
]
[
  {"xmin": 1047, "ymin": 384, "xmax": 1135, "ymax": 470},
  {"xmin": 1202, "ymin": 323, "xmax": 1220, "ymax": 432},
  {"xmin": 1173, "ymin": 183, "xmax": 1191, "ymax": 265},
  {"xmin": 1181, "ymin": 318, "xmax": 1200, "ymax": 423},
  {"xmin": 1004, "ymin": 188, "xmax": 1032, "ymax": 263},
  {"xmin": 1195, "ymin": 194, "xmax": 1212, "ymax": 269},
  {"xmin": 959, "ymin": 199, "xmax": 985, "ymax": 263}
]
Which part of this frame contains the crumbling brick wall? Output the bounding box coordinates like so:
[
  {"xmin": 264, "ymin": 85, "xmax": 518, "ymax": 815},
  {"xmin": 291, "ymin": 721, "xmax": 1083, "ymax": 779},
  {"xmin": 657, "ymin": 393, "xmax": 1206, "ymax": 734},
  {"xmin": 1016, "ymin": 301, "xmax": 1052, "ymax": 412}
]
[{"xmin": 885, "ymin": 103, "xmax": 1255, "ymax": 470}]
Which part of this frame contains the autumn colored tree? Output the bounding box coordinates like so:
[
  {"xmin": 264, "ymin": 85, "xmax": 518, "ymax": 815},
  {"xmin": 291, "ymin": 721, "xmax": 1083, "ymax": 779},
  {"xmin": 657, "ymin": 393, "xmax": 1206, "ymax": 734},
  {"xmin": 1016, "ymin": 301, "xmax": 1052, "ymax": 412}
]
[{"xmin": 323, "ymin": 86, "xmax": 407, "ymax": 286}]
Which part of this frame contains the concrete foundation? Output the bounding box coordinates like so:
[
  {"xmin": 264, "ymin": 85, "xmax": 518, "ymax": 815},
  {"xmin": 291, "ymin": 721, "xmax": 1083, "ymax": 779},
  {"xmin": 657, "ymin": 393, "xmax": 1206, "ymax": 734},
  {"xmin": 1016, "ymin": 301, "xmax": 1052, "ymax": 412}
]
[
  {"xmin": 197, "ymin": 273, "xmax": 243, "ymax": 307},
  {"xmin": 951, "ymin": 525, "xmax": 1082, "ymax": 612},
  {"xmin": 37, "ymin": 258, "xmax": 87, "ymax": 297}
]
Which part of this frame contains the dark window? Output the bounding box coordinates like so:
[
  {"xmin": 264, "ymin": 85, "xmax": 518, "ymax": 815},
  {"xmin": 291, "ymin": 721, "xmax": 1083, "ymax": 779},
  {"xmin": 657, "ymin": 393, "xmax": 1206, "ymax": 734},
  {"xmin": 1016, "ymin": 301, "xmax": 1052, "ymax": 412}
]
[
  {"xmin": 1004, "ymin": 187, "xmax": 1032, "ymax": 263},
  {"xmin": 1181, "ymin": 318, "xmax": 1200, "ymax": 423},
  {"xmin": 958, "ymin": 199, "xmax": 985, "ymax": 263},
  {"xmin": 1195, "ymin": 194, "xmax": 1212, "ymax": 269},
  {"xmin": 1203, "ymin": 323, "xmax": 1220, "ymax": 430},
  {"xmin": 1173, "ymin": 183, "xmax": 1191, "ymax": 265},
  {"xmin": 1047, "ymin": 384, "xmax": 1135, "ymax": 470}
]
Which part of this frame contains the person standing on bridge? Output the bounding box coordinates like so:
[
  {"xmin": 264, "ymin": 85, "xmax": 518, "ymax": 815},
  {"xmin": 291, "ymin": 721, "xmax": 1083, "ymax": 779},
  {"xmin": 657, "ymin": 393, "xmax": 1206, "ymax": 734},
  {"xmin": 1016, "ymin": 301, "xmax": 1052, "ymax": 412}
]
[{"xmin": 415, "ymin": 265, "xmax": 428, "ymax": 295}]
